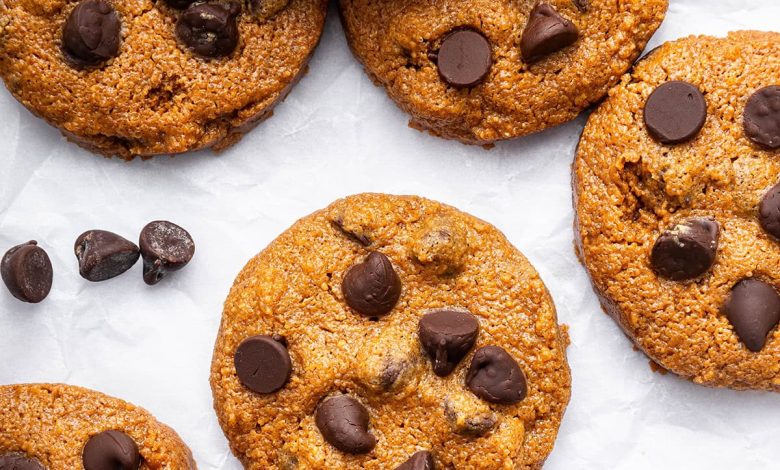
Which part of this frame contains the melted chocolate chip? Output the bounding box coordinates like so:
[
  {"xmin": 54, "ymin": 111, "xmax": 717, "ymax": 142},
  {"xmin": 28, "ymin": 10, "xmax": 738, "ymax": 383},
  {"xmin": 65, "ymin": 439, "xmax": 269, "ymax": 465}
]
[
  {"xmin": 82, "ymin": 430, "xmax": 141, "ymax": 470},
  {"xmin": 744, "ymin": 86, "xmax": 780, "ymax": 149},
  {"xmin": 520, "ymin": 3, "xmax": 579, "ymax": 63},
  {"xmin": 644, "ymin": 81, "xmax": 707, "ymax": 144},
  {"xmin": 139, "ymin": 220, "xmax": 195, "ymax": 285},
  {"xmin": 0, "ymin": 454, "xmax": 45, "ymax": 470},
  {"xmin": 759, "ymin": 182, "xmax": 780, "ymax": 239},
  {"xmin": 234, "ymin": 335, "xmax": 292, "ymax": 394},
  {"xmin": 419, "ymin": 309, "xmax": 479, "ymax": 376},
  {"xmin": 164, "ymin": 0, "xmax": 197, "ymax": 9},
  {"xmin": 315, "ymin": 395, "xmax": 376, "ymax": 454},
  {"xmin": 650, "ymin": 217, "xmax": 720, "ymax": 281},
  {"xmin": 466, "ymin": 346, "xmax": 527, "ymax": 405},
  {"xmin": 176, "ymin": 2, "xmax": 240, "ymax": 58},
  {"xmin": 435, "ymin": 29, "xmax": 492, "ymax": 88},
  {"xmin": 722, "ymin": 279, "xmax": 780, "ymax": 352},
  {"xmin": 1, "ymin": 241, "xmax": 53, "ymax": 303},
  {"xmin": 75, "ymin": 230, "xmax": 140, "ymax": 282},
  {"xmin": 342, "ymin": 252, "xmax": 401, "ymax": 317},
  {"xmin": 572, "ymin": 0, "xmax": 588, "ymax": 12},
  {"xmin": 62, "ymin": 0, "xmax": 121, "ymax": 67},
  {"xmin": 395, "ymin": 451, "xmax": 435, "ymax": 470}
]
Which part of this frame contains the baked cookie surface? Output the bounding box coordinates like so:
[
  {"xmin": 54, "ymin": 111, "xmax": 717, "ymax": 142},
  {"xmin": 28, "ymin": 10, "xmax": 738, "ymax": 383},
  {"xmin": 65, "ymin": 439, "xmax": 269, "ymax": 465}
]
[
  {"xmin": 338, "ymin": 0, "xmax": 667, "ymax": 145},
  {"xmin": 0, "ymin": 0, "xmax": 327, "ymax": 159},
  {"xmin": 574, "ymin": 31, "xmax": 780, "ymax": 391},
  {"xmin": 0, "ymin": 383, "xmax": 196, "ymax": 469},
  {"xmin": 210, "ymin": 193, "xmax": 571, "ymax": 469}
]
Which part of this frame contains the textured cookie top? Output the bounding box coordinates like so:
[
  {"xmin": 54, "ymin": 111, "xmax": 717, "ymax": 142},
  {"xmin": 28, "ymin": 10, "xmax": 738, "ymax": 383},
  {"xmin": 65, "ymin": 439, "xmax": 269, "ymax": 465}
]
[
  {"xmin": 211, "ymin": 194, "xmax": 571, "ymax": 469},
  {"xmin": 0, "ymin": 383, "xmax": 196, "ymax": 469},
  {"xmin": 339, "ymin": 0, "xmax": 667, "ymax": 144},
  {"xmin": 0, "ymin": 0, "xmax": 326, "ymax": 158},
  {"xmin": 574, "ymin": 31, "xmax": 780, "ymax": 391}
]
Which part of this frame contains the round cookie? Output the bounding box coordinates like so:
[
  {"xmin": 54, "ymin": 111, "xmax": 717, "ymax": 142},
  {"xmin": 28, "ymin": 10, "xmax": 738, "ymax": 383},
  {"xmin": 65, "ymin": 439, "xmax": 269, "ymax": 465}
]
[
  {"xmin": 211, "ymin": 193, "xmax": 571, "ymax": 469},
  {"xmin": 0, "ymin": 0, "xmax": 327, "ymax": 159},
  {"xmin": 338, "ymin": 0, "xmax": 667, "ymax": 145},
  {"xmin": 0, "ymin": 383, "xmax": 196, "ymax": 468},
  {"xmin": 574, "ymin": 31, "xmax": 780, "ymax": 391}
]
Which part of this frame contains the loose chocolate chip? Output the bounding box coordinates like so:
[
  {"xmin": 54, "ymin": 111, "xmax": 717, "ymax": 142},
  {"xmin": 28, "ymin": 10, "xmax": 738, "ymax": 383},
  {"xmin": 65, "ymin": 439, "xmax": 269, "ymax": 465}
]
[
  {"xmin": 650, "ymin": 217, "xmax": 719, "ymax": 281},
  {"xmin": 176, "ymin": 2, "xmax": 240, "ymax": 58},
  {"xmin": 234, "ymin": 335, "xmax": 292, "ymax": 394},
  {"xmin": 722, "ymin": 279, "xmax": 780, "ymax": 352},
  {"xmin": 75, "ymin": 230, "xmax": 140, "ymax": 282},
  {"xmin": 395, "ymin": 451, "xmax": 435, "ymax": 470},
  {"xmin": 744, "ymin": 86, "xmax": 780, "ymax": 149},
  {"xmin": 759, "ymin": 183, "xmax": 780, "ymax": 239},
  {"xmin": 342, "ymin": 252, "xmax": 401, "ymax": 317},
  {"xmin": 520, "ymin": 3, "xmax": 579, "ymax": 63},
  {"xmin": 466, "ymin": 346, "xmax": 527, "ymax": 405},
  {"xmin": 82, "ymin": 430, "xmax": 141, "ymax": 470},
  {"xmin": 419, "ymin": 309, "xmax": 479, "ymax": 376},
  {"xmin": 315, "ymin": 395, "xmax": 376, "ymax": 454},
  {"xmin": 572, "ymin": 0, "xmax": 588, "ymax": 12},
  {"xmin": 62, "ymin": 0, "xmax": 121, "ymax": 67},
  {"xmin": 0, "ymin": 454, "xmax": 45, "ymax": 470},
  {"xmin": 139, "ymin": 221, "xmax": 194, "ymax": 285},
  {"xmin": 644, "ymin": 81, "xmax": 707, "ymax": 144},
  {"xmin": 1, "ymin": 241, "xmax": 53, "ymax": 303},
  {"xmin": 435, "ymin": 29, "xmax": 492, "ymax": 88},
  {"xmin": 164, "ymin": 0, "xmax": 197, "ymax": 9}
]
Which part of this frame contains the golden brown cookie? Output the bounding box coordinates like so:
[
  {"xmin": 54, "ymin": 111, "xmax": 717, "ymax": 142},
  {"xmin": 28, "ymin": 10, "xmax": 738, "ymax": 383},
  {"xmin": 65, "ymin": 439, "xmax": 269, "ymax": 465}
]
[
  {"xmin": 0, "ymin": 383, "xmax": 196, "ymax": 469},
  {"xmin": 338, "ymin": 0, "xmax": 667, "ymax": 145},
  {"xmin": 211, "ymin": 193, "xmax": 571, "ymax": 469},
  {"xmin": 574, "ymin": 31, "xmax": 780, "ymax": 391},
  {"xmin": 0, "ymin": 0, "xmax": 327, "ymax": 159}
]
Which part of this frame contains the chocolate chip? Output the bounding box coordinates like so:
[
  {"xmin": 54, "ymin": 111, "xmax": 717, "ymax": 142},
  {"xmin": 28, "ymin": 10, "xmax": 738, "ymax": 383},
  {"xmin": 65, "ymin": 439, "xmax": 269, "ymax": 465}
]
[
  {"xmin": 315, "ymin": 395, "xmax": 376, "ymax": 454},
  {"xmin": 234, "ymin": 335, "xmax": 292, "ymax": 394},
  {"xmin": 74, "ymin": 230, "xmax": 140, "ymax": 282},
  {"xmin": 82, "ymin": 430, "xmax": 140, "ymax": 470},
  {"xmin": 0, "ymin": 454, "xmax": 45, "ymax": 470},
  {"xmin": 466, "ymin": 346, "xmax": 527, "ymax": 405},
  {"xmin": 139, "ymin": 221, "xmax": 194, "ymax": 285},
  {"xmin": 419, "ymin": 309, "xmax": 479, "ymax": 376},
  {"xmin": 520, "ymin": 3, "xmax": 579, "ymax": 63},
  {"xmin": 164, "ymin": 0, "xmax": 197, "ymax": 9},
  {"xmin": 395, "ymin": 451, "xmax": 435, "ymax": 470},
  {"xmin": 650, "ymin": 217, "xmax": 719, "ymax": 281},
  {"xmin": 62, "ymin": 0, "xmax": 121, "ymax": 67},
  {"xmin": 342, "ymin": 252, "xmax": 401, "ymax": 317},
  {"xmin": 435, "ymin": 29, "xmax": 492, "ymax": 88},
  {"xmin": 1, "ymin": 241, "xmax": 53, "ymax": 304},
  {"xmin": 176, "ymin": 2, "xmax": 240, "ymax": 58},
  {"xmin": 572, "ymin": 0, "xmax": 588, "ymax": 12},
  {"xmin": 644, "ymin": 81, "xmax": 707, "ymax": 144},
  {"xmin": 744, "ymin": 86, "xmax": 780, "ymax": 149},
  {"xmin": 759, "ymin": 183, "xmax": 780, "ymax": 239},
  {"xmin": 722, "ymin": 279, "xmax": 780, "ymax": 352}
]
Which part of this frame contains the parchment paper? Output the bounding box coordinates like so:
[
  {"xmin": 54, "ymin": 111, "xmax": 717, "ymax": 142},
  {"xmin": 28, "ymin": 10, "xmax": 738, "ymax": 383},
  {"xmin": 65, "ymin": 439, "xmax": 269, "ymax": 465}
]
[{"xmin": 0, "ymin": 1, "xmax": 778, "ymax": 469}]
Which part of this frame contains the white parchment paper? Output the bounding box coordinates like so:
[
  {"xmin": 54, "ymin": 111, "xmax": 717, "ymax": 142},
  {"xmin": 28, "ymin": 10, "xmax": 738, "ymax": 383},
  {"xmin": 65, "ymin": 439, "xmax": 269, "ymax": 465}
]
[{"xmin": 1, "ymin": 1, "xmax": 778, "ymax": 468}]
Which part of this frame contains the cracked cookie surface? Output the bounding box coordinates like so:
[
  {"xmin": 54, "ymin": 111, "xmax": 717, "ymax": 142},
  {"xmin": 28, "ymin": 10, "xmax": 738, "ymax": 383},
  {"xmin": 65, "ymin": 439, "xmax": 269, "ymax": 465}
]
[
  {"xmin": 0, "ymin": 383, "xmax": 196, "ymax": 469},
  {"xmin": 338, "ymin": 0, "xmax": 666, "ymax": 145},
  {"xmin": 574, "ymin": 31, "xmax": 780, "ymax": 391},
  {"xmin": 0, "ymin": 0, "xmax": 326, "ymax": 158},
  {"xmin": 210, "ymin": 193, "xmax": 571, "ymax": 469}
]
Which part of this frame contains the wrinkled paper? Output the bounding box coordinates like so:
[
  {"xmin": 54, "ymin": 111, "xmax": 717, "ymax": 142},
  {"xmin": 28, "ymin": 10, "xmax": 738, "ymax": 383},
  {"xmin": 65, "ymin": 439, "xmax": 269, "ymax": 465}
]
[{"xmin": 0, "ymin": 2, "xmax": 778, "ymax": 469}]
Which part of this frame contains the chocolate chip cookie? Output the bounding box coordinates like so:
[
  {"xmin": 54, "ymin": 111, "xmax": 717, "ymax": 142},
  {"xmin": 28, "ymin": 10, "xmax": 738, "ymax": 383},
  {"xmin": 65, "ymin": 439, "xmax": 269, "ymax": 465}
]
[
  {"xmin": 338, "ymin": 0, "xmax": 667, "ymax": 145},
  {"xmin": 574, "ymin": 31, "xmax": 780, "ymax": 391},
  {"xmin": 210, "ymin": 193, "xmax": 571, "ymax": 469},
  {"xmin": 0, "ymin": 0, "xmax": 327, "ymax": 158},
  {"xmin": 0, "ymin": 383, "xmax": 196, "ymax": 469}
]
